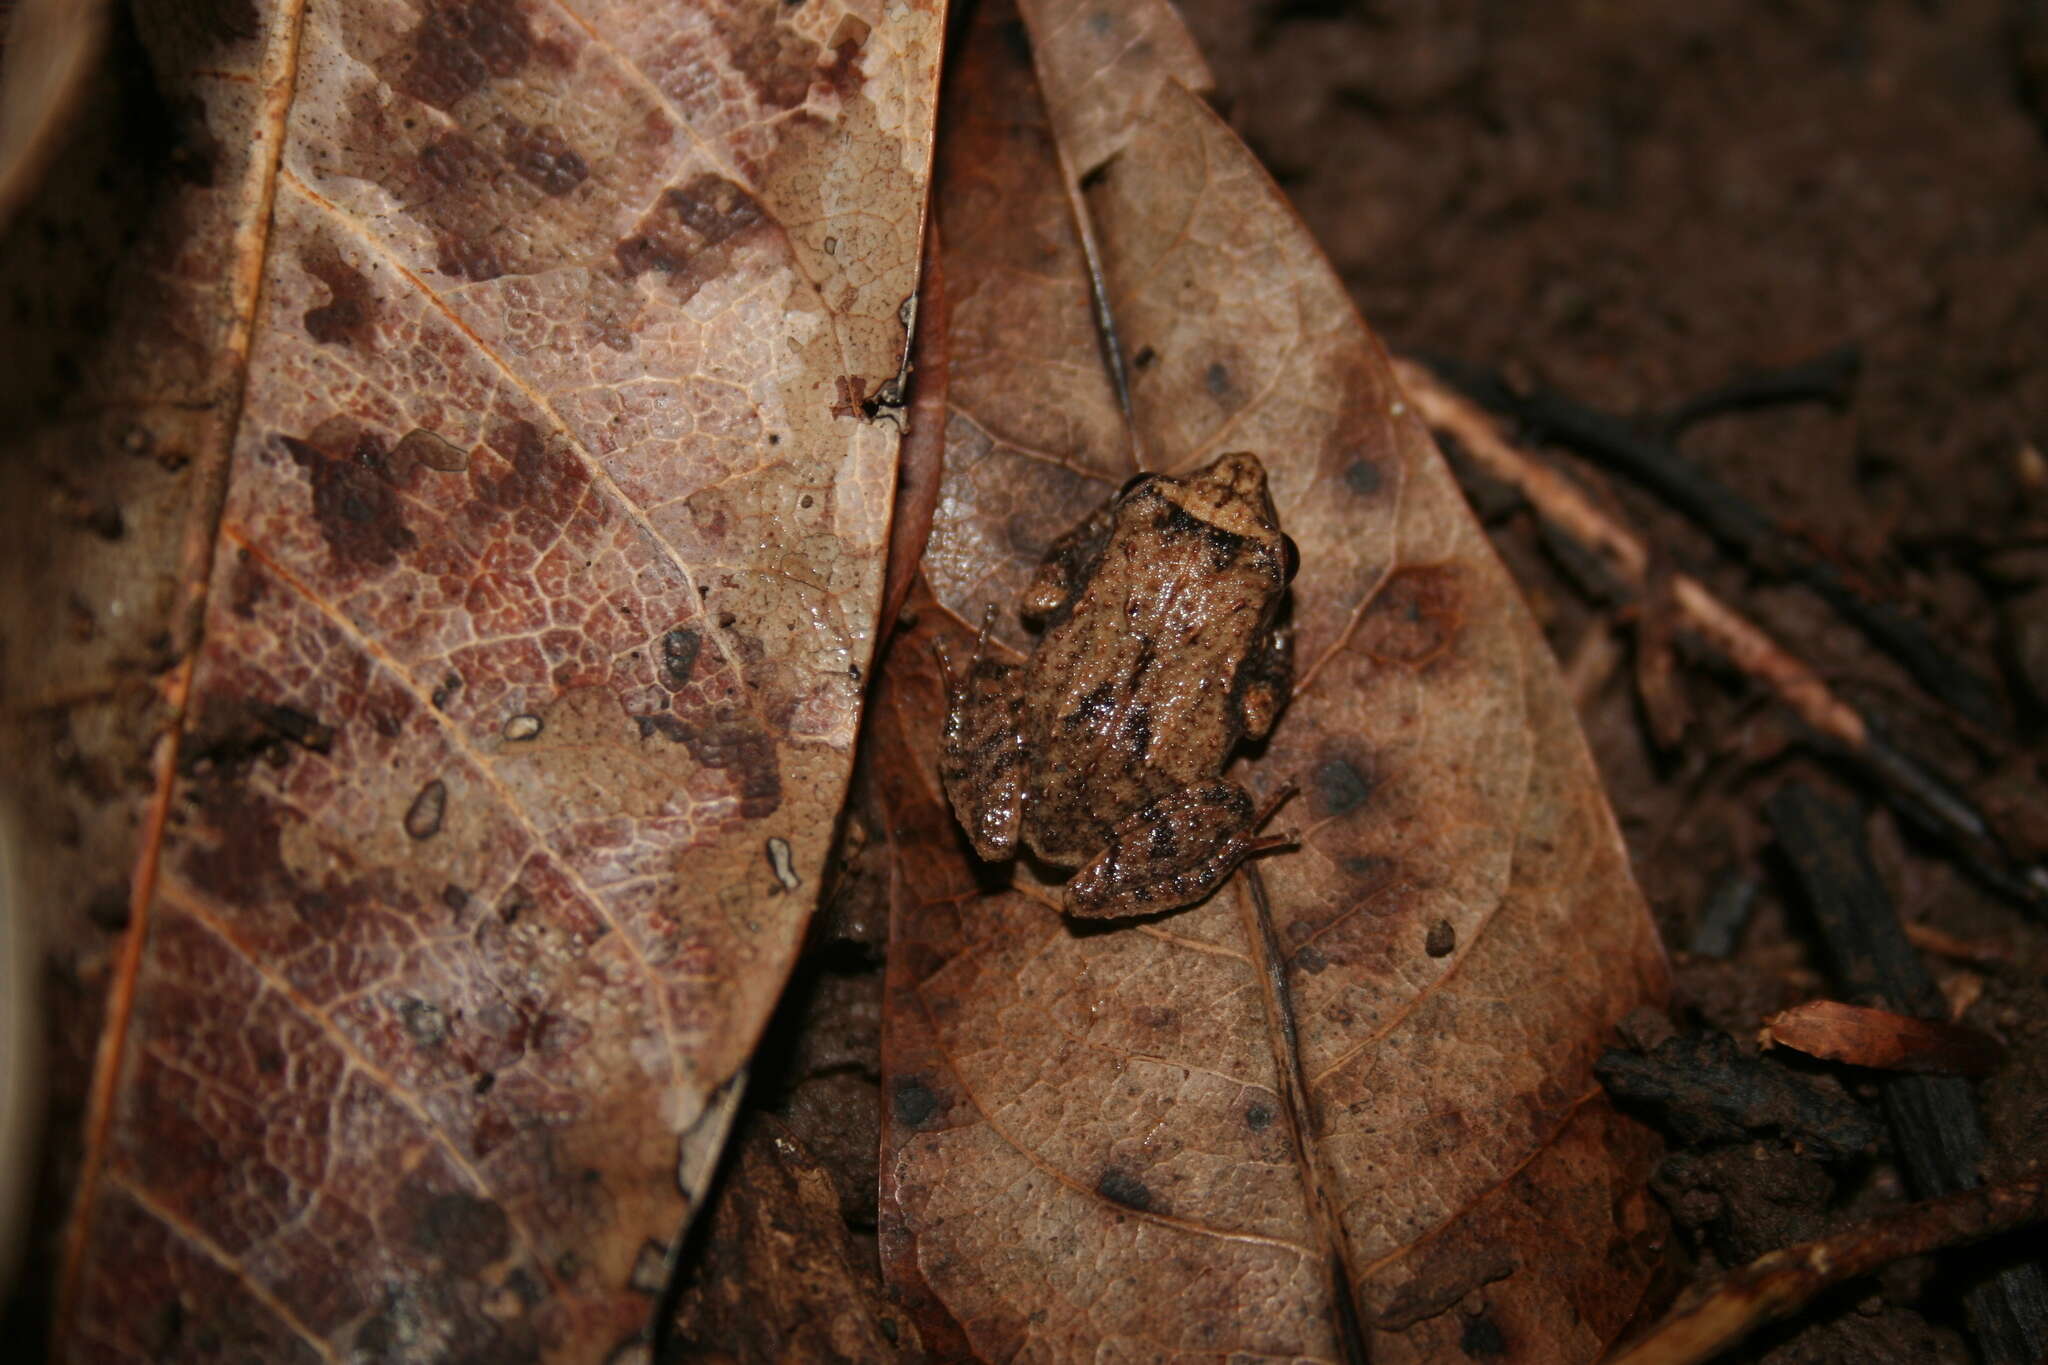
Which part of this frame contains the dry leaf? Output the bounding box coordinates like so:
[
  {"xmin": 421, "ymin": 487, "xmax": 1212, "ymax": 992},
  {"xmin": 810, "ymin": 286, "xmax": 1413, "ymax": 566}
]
[
  {"xmin": 1761, "ymin": 999, "xmax": 2004, "ymax": 1077},
  {"xmin": 0, "ymin": 1, "xmax": 939, "ymax": 1358},
  {"xmin": 666, "ymin": 1114, "xmax": 919, "ymax": 1363},
  {"xmin": 875, "ymin": 2, "xmax": 1669, "ymax": 1360},
  {"xmin": 0, "ymin": 0, "xmax": 108, "ymax": 229}
]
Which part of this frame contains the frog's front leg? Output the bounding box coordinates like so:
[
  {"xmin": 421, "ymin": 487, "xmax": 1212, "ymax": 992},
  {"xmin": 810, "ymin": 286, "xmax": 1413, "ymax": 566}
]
[
  {"xmin": 1020, "ymin": 495, "xmax": 1118, "ymax": 622},
  {"xmin": 1064, "ymin": 780, "xmax": 1294, "ymax": 918},
  {"xmin": 937, "ymin": 619, "xmax": 1028, "ymax": 862}
]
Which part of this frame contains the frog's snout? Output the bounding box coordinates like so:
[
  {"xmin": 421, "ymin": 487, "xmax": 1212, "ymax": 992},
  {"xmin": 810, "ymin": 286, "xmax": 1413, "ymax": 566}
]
[{"xmin": 1201, "ymin": 451, "xmax": 1270, "ymax": 498}]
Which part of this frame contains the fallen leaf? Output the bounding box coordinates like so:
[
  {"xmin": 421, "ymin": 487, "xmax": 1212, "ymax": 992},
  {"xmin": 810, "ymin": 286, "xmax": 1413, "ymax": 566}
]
[
  {"xmin": 0, "ymin": 1, "xmax": 939, "ymax": 1358},
  {"xmin": 666, "ymin": 1113, "xmax": 919, "ymax": 1363},
  {"xmin": 876, "ymin": 2, "xmax": 1669, "ymax": 1360},
  {"xmin": 0, "ymin": 0, "xmax": 107, "ymax": 229},
  {"xmin": 1761, "ymin": 999, "xmax": 2004, "ymax": 1077}
]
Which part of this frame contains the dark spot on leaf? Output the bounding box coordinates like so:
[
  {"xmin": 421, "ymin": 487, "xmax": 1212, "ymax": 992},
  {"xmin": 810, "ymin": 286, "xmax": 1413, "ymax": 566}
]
[
  {"xmin": 892, "ymin": 1077, "xmax": 938, "ymax": 1127},
  {"xmin": 819, "ymin": 15, "xmax": 869, "ymax": 96},
  {"xmin": 1344, "ymin": 456, "xmax": 1385, "ymax": 497},
  {"xmin": 411, "ymin": 1189, "xmax": 510, "ymax": 1277},
  {"xmin": 1096, "ymin": 1167, "xmax": 1154, "ymax": 1212},
  {"xmin": 430, "ymin": 672, "xmax": 463, "ymax": 709},
  {"xmin": 1245, "ymin": 1102, "xmax": 1274, "ymax": 1132},
  {"xmin": 474, "ymin": 1070, "xmax": 495, "ymax": 1095},
  {"xmin": 503, "ymin": 121, "xmax": 587, "ymax": 196},
  {"xmin": 1294, "ymin": 944, "xmax": 1329, "ymax": 974},
  {"xmin": 281, "ymin": 422, "xmax": 419, "ymax": 569},
  {"xmin": 678, "ymin": 710, "xmax": 781, "ymax": 818},
  {"xmin": 86, "ymin": 886, "xmax": 130, "ymax": 932},
  {"xmin": 441, "ymin": 884, "xmax": 470, "ymax": 913},
  {"xmin": 436, "ymin": 231, "xmax": 505, "ymax": 282},
  {"xmin": 1205, "ymin": 361, "xmax": 1233, "ymax": 399},
  {"xmin": 615, "ymin": 173, "xmax": 767, "ymax": 305},
  {"xmin": 1131, "ymin": 344, "xmax": 1157, "ymax": 369},
  {"xmin": 299, "ymin": 244, "xmax": 378, "ymax": 348},
  {"xmin": 400, "ymin": 0, "xmax": 536, "ymax": 110},
  {"xmin": 710, "ymin": 5, "xmax": 820, "ymax": 109},
  {"xmin": 635, "ymin": 713, "xmax": 689, "ymax": 743},
  {"xmin": 1313, "ymin": 757, "xmax": 1372, "ymax": 815},
  {"xmin": 1426, "ymin": 919, "xmax": 1457, "ymax": 957},
  {"xmin": 660, "ymin": 627, "xmax": 701, "ymax": 689},
  {"xmin": 1359, "ymin": 565, "xmax": 1462, "ymax": 666},
  {"xmin": 418, "ymin": 129, "xmax": 487, "ymax": 186},
  {"xmin": 1460, "ymin": 1308, "xmax": 1508, "ymax": 1358},
  {"xmin": 399, "ymin": 997, "xmax": 448, "ymax": 1048},
  {"xmin": 405, "ymin": 779, "xmax": 448, "ymax": 839}
]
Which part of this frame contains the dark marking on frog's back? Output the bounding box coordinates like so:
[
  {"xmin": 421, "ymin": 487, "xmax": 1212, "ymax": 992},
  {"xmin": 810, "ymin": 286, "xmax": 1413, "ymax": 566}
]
[
  {"xmin": 1119, "ymin": 704, "xmax": 1152, "ymax": 759},
  {"xmin": 1067, "ymin": 681, "xmax": 1117, "ymax": 732}
]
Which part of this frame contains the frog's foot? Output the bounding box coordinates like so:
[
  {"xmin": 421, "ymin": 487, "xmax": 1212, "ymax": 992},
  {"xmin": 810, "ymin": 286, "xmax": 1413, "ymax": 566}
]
[{"xmin": 1064, "ymin": 780, "xmax": 1293, "ymax": 919}]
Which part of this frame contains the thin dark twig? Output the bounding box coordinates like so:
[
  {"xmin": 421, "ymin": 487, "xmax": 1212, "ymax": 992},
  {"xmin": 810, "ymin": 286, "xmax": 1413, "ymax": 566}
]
[
  {"xmin": 1418, "ymin": 354, "xmax": 2010, "ymax": 737},
  {"xmin": 1655, "ymin": 344, "xmax": 1862, "ymax": 439},
  {"xmin": 1394, "ymin": 361, "xmax": 2048, "ymax": 921},
  {"xmin": 1766, "ymin": 786, "xmax": 2048, "ymax": 1365}
]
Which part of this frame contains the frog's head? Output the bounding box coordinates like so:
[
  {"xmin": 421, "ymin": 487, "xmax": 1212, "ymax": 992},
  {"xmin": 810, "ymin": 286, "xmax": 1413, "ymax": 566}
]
[{"xmin": 1149, "ymin": 452, "xmax": 1291, "ymax": 566}]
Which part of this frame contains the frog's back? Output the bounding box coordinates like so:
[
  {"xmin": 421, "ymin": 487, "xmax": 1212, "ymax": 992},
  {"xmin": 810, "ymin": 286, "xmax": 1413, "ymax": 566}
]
[{"xmin": 1019, "ymin": 509, "xmax": 1275, "ymax": 863}]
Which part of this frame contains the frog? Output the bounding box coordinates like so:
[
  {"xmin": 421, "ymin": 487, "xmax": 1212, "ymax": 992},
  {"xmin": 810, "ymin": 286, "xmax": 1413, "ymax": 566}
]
[{"xmin": 937, "ymin": 450, "xmax": 1296, "ymax": 918}]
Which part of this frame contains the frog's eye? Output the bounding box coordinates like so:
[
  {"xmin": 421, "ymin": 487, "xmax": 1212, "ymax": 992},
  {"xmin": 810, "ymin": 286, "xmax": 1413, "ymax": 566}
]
[
  {"xmin": 1280, "ymin": 533, "xmax": 1300, "ymax": 583},
  {"xmin": 1117, "ymin": 472, "xmax": 1155, "ymax": 499}
]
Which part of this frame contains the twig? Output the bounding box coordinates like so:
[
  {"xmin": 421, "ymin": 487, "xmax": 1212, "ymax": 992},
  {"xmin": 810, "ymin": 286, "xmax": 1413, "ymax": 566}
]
[
  {"xmin": 1393, "ymin": 360, "xmax": 2048, "ymax": 919},
  {"xmin": 1767, "ymin": 785, "xmax": 2048, "ymax": 1364},
  {"xmin": 1607, "ymin": 1172, "xmax": 2048, "ymax": 1365},
  {"xmin": 1655, "ymin": 344, "xmax": 1862, "ymax": 439},
  {"xmin": 1415, "ymin": 354, "xmax": 2010, "ymax": 737}
]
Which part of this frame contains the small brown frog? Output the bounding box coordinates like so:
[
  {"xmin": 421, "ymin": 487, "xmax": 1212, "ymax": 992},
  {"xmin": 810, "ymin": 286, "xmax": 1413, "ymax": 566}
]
[{"xmin": 938, "ymin": 451, "xmax": 1295, "ymax": 917}]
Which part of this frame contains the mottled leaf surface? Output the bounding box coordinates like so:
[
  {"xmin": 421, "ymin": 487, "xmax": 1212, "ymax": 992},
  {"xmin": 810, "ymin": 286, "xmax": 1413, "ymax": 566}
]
[
  {"xmin": 12, "ymin": 1, "xmax": 940, "ymax": 1360},
  {"xmin": 876, "ymin": 3, "xmax": 1668, "ymax": 1360}
]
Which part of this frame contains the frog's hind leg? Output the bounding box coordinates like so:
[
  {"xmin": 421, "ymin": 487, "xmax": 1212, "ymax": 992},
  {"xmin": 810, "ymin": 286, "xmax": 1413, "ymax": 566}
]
[
  {"xmin": 935, "ymin": 610, "xmax": 1028, "ymax": 862},
  {"xmin": 1063, "ymin": 780, "xmax": 1296, "ymax": 919}
]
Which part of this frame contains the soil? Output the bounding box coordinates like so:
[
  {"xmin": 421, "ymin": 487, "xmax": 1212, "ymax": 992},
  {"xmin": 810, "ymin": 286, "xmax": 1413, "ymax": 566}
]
[{"xmin": 743, "ymin": 2, "xmax": 2048, "ymax": 1361}]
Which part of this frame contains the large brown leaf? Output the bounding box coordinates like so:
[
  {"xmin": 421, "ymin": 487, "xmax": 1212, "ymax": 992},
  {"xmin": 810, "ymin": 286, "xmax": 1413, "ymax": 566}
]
[
  {"xmin": 875, "ymin": 2, "xmax": 1670, "ymax": 1359},
  {"xmin": 0, "ymin": 1, "xmax": 939, "ymax": 1358}
]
